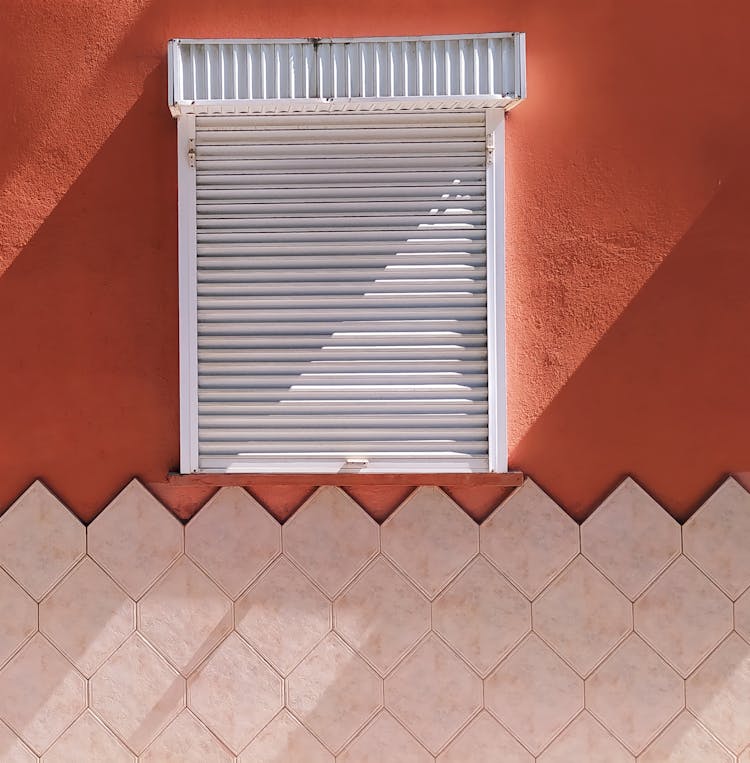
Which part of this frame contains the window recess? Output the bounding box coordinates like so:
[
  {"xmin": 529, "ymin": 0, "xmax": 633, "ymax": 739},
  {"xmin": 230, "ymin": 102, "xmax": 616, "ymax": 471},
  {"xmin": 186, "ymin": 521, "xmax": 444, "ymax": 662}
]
[{"xmin": 169, "ymin": 35, "xmax": 525, "ymax": 474}]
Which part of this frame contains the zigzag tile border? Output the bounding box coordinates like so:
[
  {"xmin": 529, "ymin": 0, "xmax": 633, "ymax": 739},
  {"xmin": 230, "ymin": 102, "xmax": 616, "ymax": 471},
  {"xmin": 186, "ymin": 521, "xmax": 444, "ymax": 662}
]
[{"xmin": 0, "ymin": 477, "xmax": 749, "ymax": 760}]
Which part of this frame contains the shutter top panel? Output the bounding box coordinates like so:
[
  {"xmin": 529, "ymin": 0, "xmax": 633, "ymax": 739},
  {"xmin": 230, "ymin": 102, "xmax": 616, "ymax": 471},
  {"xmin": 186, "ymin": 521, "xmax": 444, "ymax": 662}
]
[{"xmin": 168, "ymin": 34, "xmax": 525, "ymax": 116}]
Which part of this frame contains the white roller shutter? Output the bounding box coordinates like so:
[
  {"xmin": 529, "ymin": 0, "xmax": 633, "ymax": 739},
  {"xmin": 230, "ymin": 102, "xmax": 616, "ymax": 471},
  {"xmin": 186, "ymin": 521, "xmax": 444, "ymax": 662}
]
[{"xmin": 189, "ymin": 110, "xmax": 493, "ymax": 472}]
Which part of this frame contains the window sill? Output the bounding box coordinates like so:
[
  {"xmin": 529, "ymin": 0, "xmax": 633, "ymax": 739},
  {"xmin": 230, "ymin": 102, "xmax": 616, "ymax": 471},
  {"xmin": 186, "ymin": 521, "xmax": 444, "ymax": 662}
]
[{"xmin": 166, "ymin": 472, "xmax": 524, "ymax": 487}]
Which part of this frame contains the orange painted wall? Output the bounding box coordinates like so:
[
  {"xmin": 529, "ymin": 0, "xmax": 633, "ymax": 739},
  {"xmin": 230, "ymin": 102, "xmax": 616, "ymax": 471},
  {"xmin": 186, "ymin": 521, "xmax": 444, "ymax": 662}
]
[{"xmin": 1, "ymin": 0, "xmax": 749, "ymax": 522}]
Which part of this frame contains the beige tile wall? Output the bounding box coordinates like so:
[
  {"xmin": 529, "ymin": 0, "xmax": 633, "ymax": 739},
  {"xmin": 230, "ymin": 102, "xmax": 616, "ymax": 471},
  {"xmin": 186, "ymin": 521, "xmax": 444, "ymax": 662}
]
[{"xmin": 0, "ymin": 477, "xmax": 749, "ymax": 761}]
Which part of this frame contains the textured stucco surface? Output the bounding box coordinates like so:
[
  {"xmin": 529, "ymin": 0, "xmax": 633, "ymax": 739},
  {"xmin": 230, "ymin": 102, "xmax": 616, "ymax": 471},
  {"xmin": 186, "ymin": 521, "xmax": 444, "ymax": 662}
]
[{"xmin": 1, "ymin": 0, "xmax": 749, "ymax": 521}]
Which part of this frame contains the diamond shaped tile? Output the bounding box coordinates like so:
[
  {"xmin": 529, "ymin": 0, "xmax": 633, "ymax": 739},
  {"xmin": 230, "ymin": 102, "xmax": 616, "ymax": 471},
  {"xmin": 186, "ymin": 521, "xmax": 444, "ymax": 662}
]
[
  {"xmin": 533, "ymin": 556, "xmax": 631, "ymax": 677},
  {"xmin": 40, "ymin": 556, "xmax": 135, "ymax": 677},
  {"xmin": 385, "ymin": 633, "xmax": 482, "ymax": 754},
  {"xmin": 639, "ymin": 711, "xmax": 733, "ymax": 763},
  {"xmin": 139, "ymin": 556, "xmax": 232, "ymax": 675},
  {"xmin": 382, "ymin": 487, "xmax": 477, "ymax": 598},
  {"xmin": 481, "ymin": 479, "xmax": 578, "ymax": 599},
  {"xmin": 433, "ymin": 557, "xmax": 530, "ymax": 676},
  {"xmin": 339, "ymin": 711, "xmax": 431, "ymax": 763},
  {"xmin": 42, "ymin": 710, "xmax": 134, "ymax": 763},
  {"xmin": 581, "ymin": 478, "xmax": 680, "ymax": 599},
  {"xmin": 0, "ymin": 481, "xmax": 84, "ymax": 600},
  {"xmin": 88, "ymin": 480, "xmax": 183, "ymax": 599},
  {"xmin": 186, "ymin": 487, "xmax": 281, "ymax": 598},
  {"xmin": 287, "ymin": 633, "xmax": 382, "ymax": 753},
  {"xmin": 335, "ymin": 556, "xmax": 430, "ymax": 675},
  {"xmin": 485, "ymin": 633, "xmax": 583, "ymax": 755},
  {"xmin": 140, "ymin": 709, "xmax": 233, "ymax": 762},
  {"xmin": 587, "ymin": 634, "xmax": 683, "ymax": 754},
  {"xmin": 236, "ymin": 557, "xmax": 330, "ymax": 675},
  {"xmin": 0, "ymin": 720, "xmax": 35, "ymax": 763},
  {"xmin": 0, "ymin": 634, "xmax": 86, "ymax": 755},
  {"xmin": 436, "ymin": 711, "xmax": 533, "ymax": 763},
  {"xmin": 684, "ymin": 478, "xmax": 750, "ymax": 599},
  {"xmin": 536, "ymin": 712, "xmax": 633, "ymax": 763},
  {"xmin": 90, "ymin": 633, "xmax": 184, "ymax": 754},
  {"xmin": 347, "ymin": 716, "xmax": 428, "ymax": 762},
  {"xmin": 283, "ymin": 487, "xmax": 378, "ymax": 597},
  {"xmin": 635, "ymin": 556, "xmax": 732, "ymax": 677},
  {"xmin": 687, "ymin": 632, "xmax": 750, "ymax": 753},
  {"xmin": 238, "ymin": 710, "xmax": 333, "ymax": 763},
  {"xmin": 741, "ymin": 748, "xmax": 750, "ymax": 763},
  {"xmin": 0, "ymin": 567, "xmax": 36, "ymax": 668},
  {"xmin": 188, "ymin": 633, "xmax": 282, "ymax": 754}
]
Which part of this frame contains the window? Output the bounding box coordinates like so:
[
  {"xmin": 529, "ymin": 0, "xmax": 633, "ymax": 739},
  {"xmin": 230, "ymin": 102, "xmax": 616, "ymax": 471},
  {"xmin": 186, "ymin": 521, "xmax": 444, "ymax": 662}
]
[{"xmin": 169, "ymin": 35, "xmax": 525, "ymax": 474}]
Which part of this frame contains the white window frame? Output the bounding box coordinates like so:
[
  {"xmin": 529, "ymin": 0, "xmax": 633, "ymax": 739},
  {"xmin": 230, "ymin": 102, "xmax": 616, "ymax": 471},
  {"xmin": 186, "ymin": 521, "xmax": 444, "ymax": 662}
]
[{"xmin": 171, "ymin": 35, "xmax": 523, "ymax": 475}]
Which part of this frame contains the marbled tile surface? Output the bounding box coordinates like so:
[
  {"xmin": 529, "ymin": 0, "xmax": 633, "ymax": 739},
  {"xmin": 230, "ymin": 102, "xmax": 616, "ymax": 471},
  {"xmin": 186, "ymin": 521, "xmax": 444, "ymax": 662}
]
[{"xmin": 0, "ymin": 477, "xmax": 748, "ymax": 760}]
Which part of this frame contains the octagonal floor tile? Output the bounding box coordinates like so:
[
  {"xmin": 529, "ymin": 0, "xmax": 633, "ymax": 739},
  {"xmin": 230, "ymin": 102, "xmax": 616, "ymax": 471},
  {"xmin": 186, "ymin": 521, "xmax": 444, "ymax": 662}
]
[
  {"xmin": 581, "ymin": 478, "xmax": 680, "ymax": 600},
  {"xmin": 587, "ymin": 634, "xmax": 683, "ymax": 755},
  {"xmin": 638, "ymin": 711, "xmax": 733, "ymax": 763},
  {"xmin": 436, "ymin": 711, "xmax": 533, "ymax": 763},
  {"xmin": 188, "ymin": 633, "xmax": 282, "ymax": 754},
  {"xmin": 186, "ymin": 487, "xmax": 280, "ymax": 599},
  {"xmin": 481, "ymin": 480, "xmax": 578, "ymax": 599},
  {"xmin": 533, "ymin": 555, "xmax": 631, "ymax": 677},
  {"xmin": 338, "ymin": 711, "xmax": 431, "ymax": 763},
  {"xmin": 687, "ymin": 632, "xmax": 750, "ymax": 753},
  {"xmin": 90, "ymin": 633, "xmax": 184, "ymax": 754},
  {"xmin": 139, "ymin": 556, "xmax": 232, "ymax": 675},
  {"xmin": 288, "ymin": 633, "xmax": 382, "ymax": 754},
  {"xmin": 536, "ymin": 712, "xmax": 633, "ymax": 763},
  {"xmin": 0, "ymin": 567, "xmax": 36, "ymax": 668},
  {"xmin": 385, "ymin": 633, "xmax": 482, "ymax": 754},
  {"xmin": 283, "ymin": 488, "xmax": 378, "ymax": 597},
  {"xmin": 335, "ymin": 556, "xmax": 430, "ymax": 675},
  {"xmin": 433, "ymin": 556, "xmax": 530, "ymax": 676},
  {"xmin": 88, "ymin": 480, "xmax": 183, "ymax": 599},
  {"xmin": 238, "ymin": 710, "xmax": 333, "ymax": 763},
  {"xmin": 0, "ymin": 634, "xmax": 86, "ymax": 755},
  {"xmin": 0, "ymin": 482, "xmax": 84, "ymax": 601},
  {"xmin": 140, "ymin": 709, "xmax": 233, "ymax": 762},
  {"xmin": 41, "ymin": 710, "xmax": 134, "ymax": 763},
  {"xmin": 684, "ymin": 478, "xmax": 750, "ymax": 599},
  {"xmin": 40, "ymin": 556, "xmax": 135, "ymax": 677},
  {"xmin": 485, "ymin": 634, "xmax": 583, "ymax": 755},
  {"xmin": 382, "ymin": 487, "xmax": 477, "ymax": 599},
  {"xmin": 635, "ymin": 556, "xmax": 732, "ymax": 677},
  {"xmin": 236, "ymin": 557, "xmax": 330, "ymax": 676}
]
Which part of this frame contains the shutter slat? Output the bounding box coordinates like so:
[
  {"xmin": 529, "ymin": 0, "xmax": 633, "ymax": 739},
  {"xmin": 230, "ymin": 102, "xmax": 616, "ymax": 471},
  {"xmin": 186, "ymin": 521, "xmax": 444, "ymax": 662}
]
[
  {"xmin": 195, "ymin": 111, "xmax": 488, "ymax": 471},
  {"xmin": 199, "ymin": 319, "xmax": 487, "ymax": 335},
  {"xmin": 197, "ymin": 279, "xmax": 486, "ymax": 296},
  {"xmin": 197, "ymin": 185, "xmax": 485, "ymax": 201},
  {"xmin": 198, "ymin": 387, "xmax": 488, "ymax": 402},
  {"xmin": 196, "ymin": 113, "xmax": 485, "ymax": 129},
  {"xmin": 196, "ymin": 200, "xmax": 485, "ymax": 214},
  {"xmin": 197, "ymin": 170, "xmax": 485, "ymax": 186},
  {"xmin": 199, "ymin": 441, "xmax": 489, "ymax": 455},
  {"xmin": 199, "ymin": 401, "xmax": 487, "ymax": 415},
  {"xmin": 199, "ymin": 347, "xmax": 486, "ymax": 362}
]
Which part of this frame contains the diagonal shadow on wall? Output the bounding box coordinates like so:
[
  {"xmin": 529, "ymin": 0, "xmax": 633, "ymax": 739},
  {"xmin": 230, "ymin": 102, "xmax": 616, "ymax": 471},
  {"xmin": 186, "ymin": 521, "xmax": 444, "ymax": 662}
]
[{"xmin": 511, "ymin": 155, "xmax": 750, "ymax": 522}]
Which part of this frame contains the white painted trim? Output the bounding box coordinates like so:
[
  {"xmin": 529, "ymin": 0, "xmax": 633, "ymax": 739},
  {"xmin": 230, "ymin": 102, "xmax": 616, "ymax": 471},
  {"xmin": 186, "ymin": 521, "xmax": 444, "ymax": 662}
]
[
  {"xmin": 177, "ymin": 115, "xmax": 199, "ymax": 473},
  {"xmin": 169, "ymin": 96, "xmax": 518, "ymax": 117},
  {"xmin": 485, "ymin": 109, "xmax": 508, "ymax": 472}
]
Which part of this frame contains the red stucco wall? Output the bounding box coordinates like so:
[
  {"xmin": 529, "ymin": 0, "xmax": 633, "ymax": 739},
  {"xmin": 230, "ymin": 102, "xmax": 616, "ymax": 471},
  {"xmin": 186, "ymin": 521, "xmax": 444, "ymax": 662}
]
[{"xmin": 1, "ymin": 0, "xmax": 749, "ymax": 522}]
